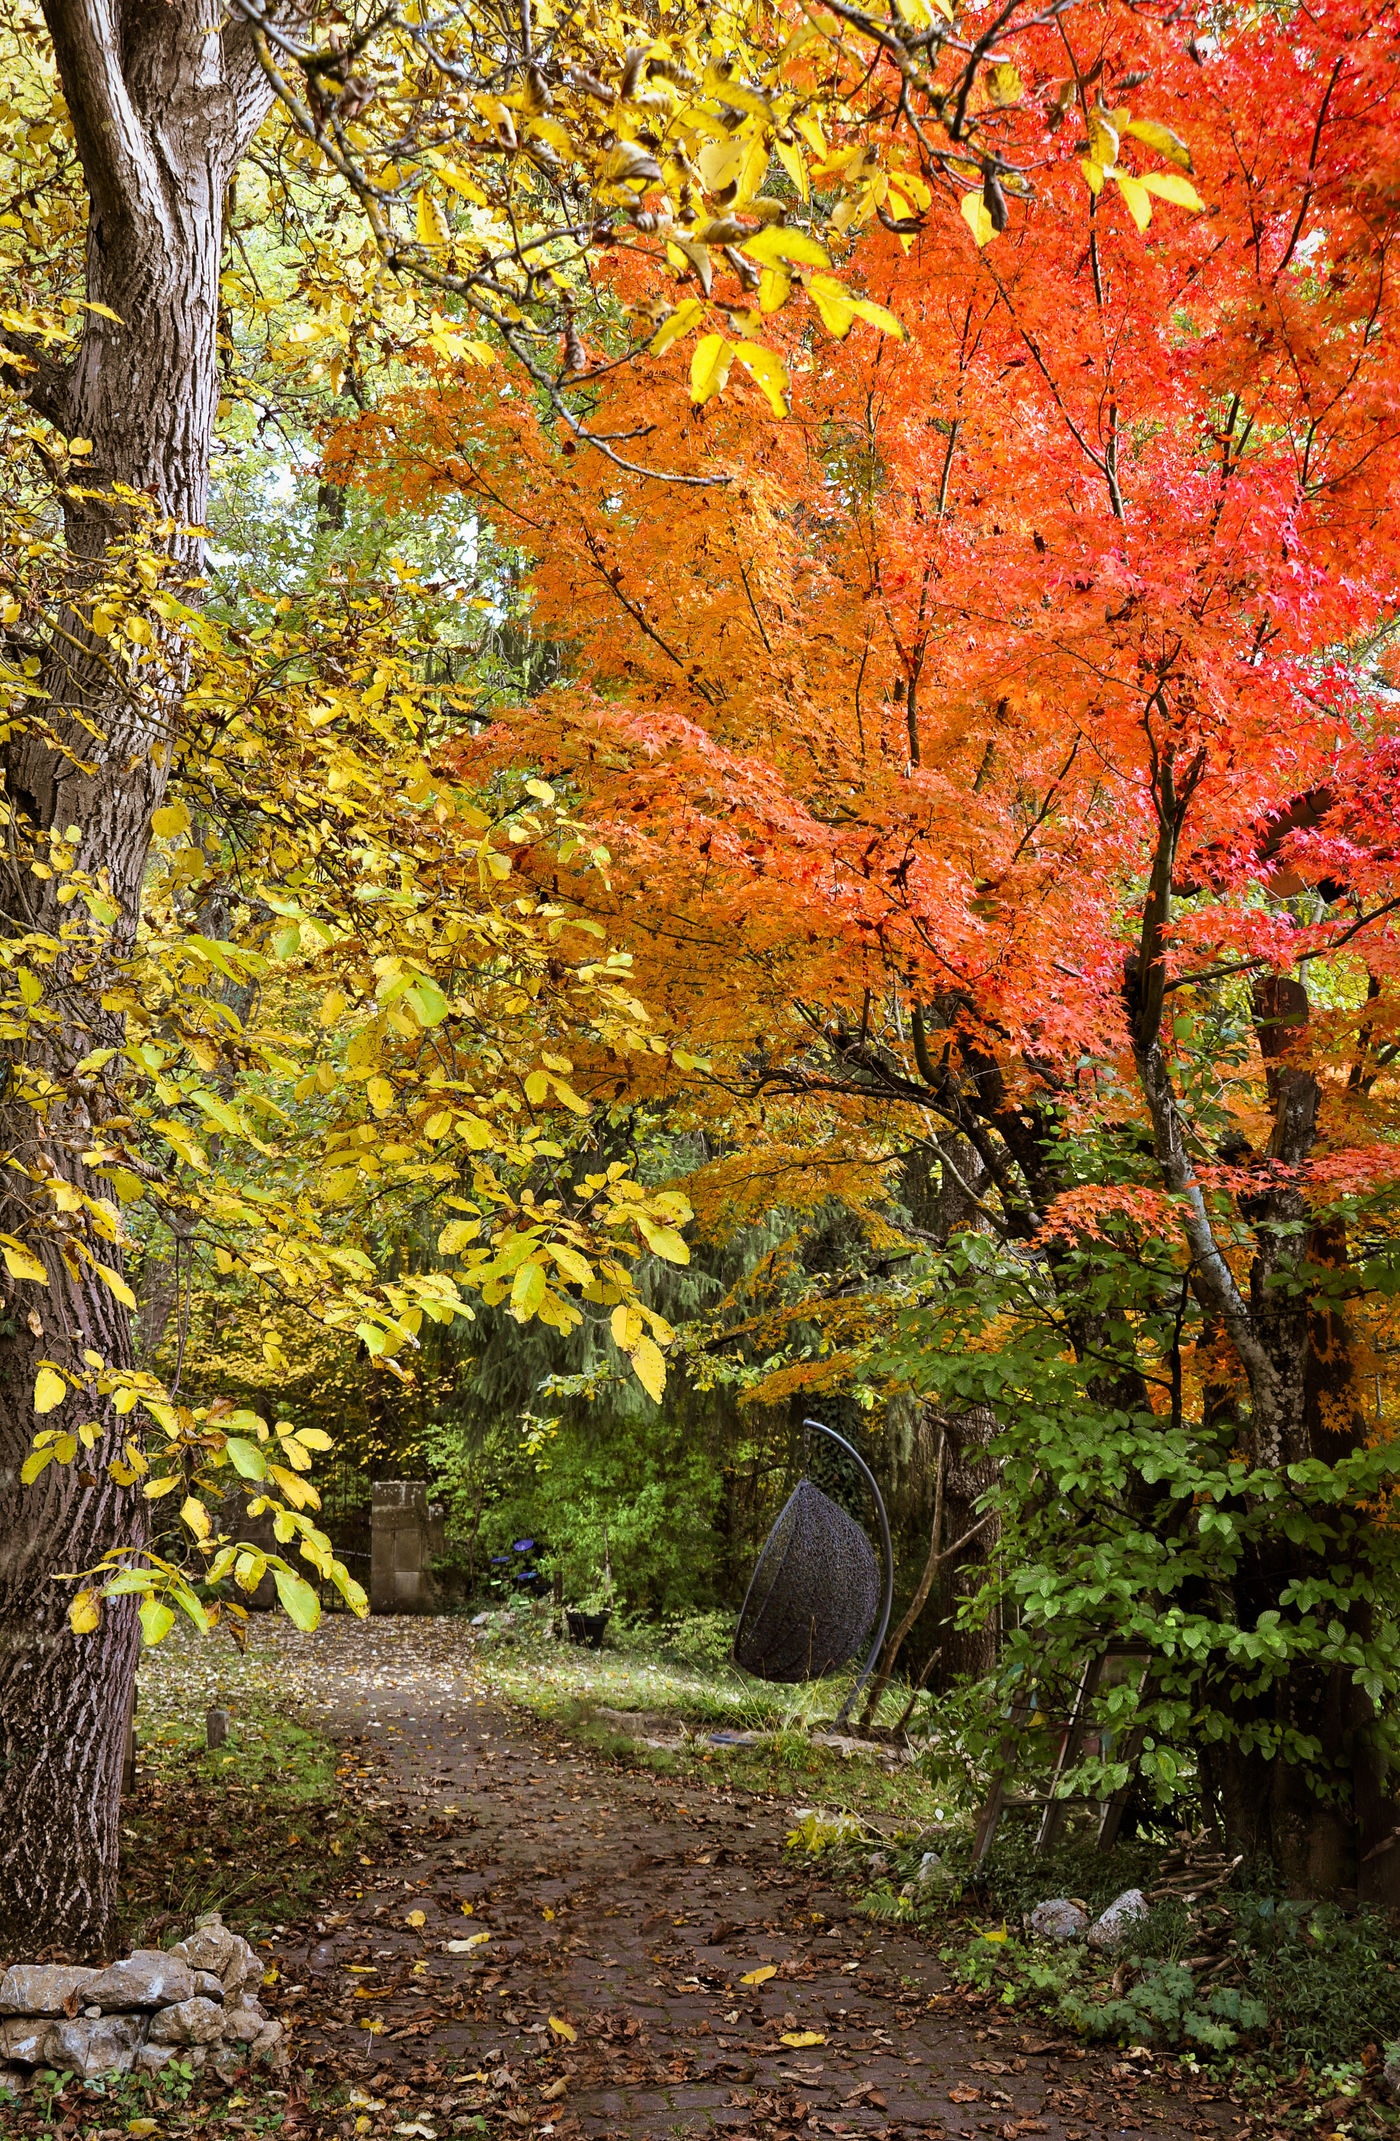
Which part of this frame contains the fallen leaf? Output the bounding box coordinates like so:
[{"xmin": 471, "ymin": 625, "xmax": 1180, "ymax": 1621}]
[
  {"xmin": 446, "ymin": 1933, "xmax": 491, "ymax": 1953},
  {"xmin": 949, "ymin": 2086, "xmax": 981, "ymax": 2103},
  {"xmin": 780, "ymin": 2030, "xmax": 826, "ymax": 2047},
  {"xmin": 741, "ymin": 1964, "xmax": 777, "ymax": 1985},
  {"xmin": 548, "ymin": 2015, "xmax": 578, "ymax": 2042},
  {"xmin": 540, "ymin": 2078, "xmax": 567, "ymax": 2100},
  {"xmin": 127, "ymin": 2124, "xmax": 158, "ymax": 2138},
  {"xmin": 406, "ymin": 1909, "xmax": 426, "ymax": 1927}
]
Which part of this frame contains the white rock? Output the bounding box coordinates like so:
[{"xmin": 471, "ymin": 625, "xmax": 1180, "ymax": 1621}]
[
  {"xmin": 148, "ymin": 1997, "xmax": 226, "ymax": 2047},
  {"xmin": 41, "ymin": 2014, "xmax": 145, "ymax": 2079},
  {"xmin": 1087, "ymin": 1888, "xmax": 1149, "ymax": 1951},
  {"xmin": 912, "ymin": 1850, "xmax": 950, "ymax": 1887},
  {"xmin": 191, "ymin": 1970, "xmax": 225, "ymax": 2003},
  {"xmin": 0, "ymin": 2061, "xmax": 27, "ymax": 2096},
  {"xmin": 0, "ymin": 1964, "xmax": 96, "ymax": 2016},
  {"xmin": 0, "ymin": 2016, "xmax": 50, "ymax": 2063},
  {"xmin": 170, "ymin": 1916, "xmax": 260, "ymax": 1998},
  {"xmin": 222, "ymin": 2003, "xmax": 266, "ymax": 2044},
  {"xmin": 1029, "ymin": 1897, "xmax": 1089, "ymax": 1942},
  {"xmin": 83, "ymin": 1950, "xmax": 194, "ymax": 2011}
]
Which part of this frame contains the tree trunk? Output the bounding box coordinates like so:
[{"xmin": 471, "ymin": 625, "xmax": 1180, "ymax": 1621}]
[
  {"xmin": 0, "ymin": 1, "xmax": 272, "ymax": 1958},
  {"xmin": 933, "ymin": 1405, "xmax": 1000, "ymax": 1687}
]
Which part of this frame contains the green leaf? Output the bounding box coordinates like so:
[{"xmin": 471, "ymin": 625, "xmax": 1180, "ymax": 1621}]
[
  {"xmin": 223, "ymin": 1435, "xmax": 268, "ymax": 1480},
  {"xmin": 275, "ymin": 1566, "xmax": 322, "ymax": 1631},
  {"xmin": 510, "ymin": 1259, "xmax": 547, "ymax": 1320},
  {"xmin": 139, "ymin": 1597, "xmax": 176, "ymax": 1646}
]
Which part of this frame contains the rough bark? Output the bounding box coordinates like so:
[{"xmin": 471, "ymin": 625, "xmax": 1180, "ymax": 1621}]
[{"xmin": 0, "ymin": 1, "xmax": 274, "ymax": 1958}]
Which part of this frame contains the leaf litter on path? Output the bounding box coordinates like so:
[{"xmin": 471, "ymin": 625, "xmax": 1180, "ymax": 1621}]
[{"xmin": 124, "ymin": 1614, "xmax": 1232, "ymax": 2141}]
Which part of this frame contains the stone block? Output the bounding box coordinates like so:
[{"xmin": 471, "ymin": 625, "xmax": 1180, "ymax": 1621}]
[
  {"xmin": 83, "ymin": 1950, "xmax": 193, "ymax": 2011},
  {"xmin": 170, "ymin": 1915, "xmax": 259, "ymax": 1997},
  {"xmin": 0, "ymin": 2017, "xmax": 50, "ymax": 2063},
  {"xmin": 42, "ymin": 2014, "xmax": 144, "ymax": 2079},
  {"xmin": 0, "ymin": 1964, "xmax": 96, "ymax": 2016},
  {"xmin": 222, "ymin": 2001, "xmax": 266, "ymax": 2044},
  {"xmin": 148, "ymin": 1997, "xmax": 225, "ymax": 2046}
]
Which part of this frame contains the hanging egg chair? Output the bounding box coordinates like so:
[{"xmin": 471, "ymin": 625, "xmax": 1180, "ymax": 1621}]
[{"xmin": 733, "ymin": 1418, "xmax": 893, "ymax": 1724}]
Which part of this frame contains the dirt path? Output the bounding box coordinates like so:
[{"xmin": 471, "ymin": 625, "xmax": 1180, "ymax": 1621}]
[{"xmin": 263, "ymin": 1622, "xmax": 1235, "ymax": 2140}]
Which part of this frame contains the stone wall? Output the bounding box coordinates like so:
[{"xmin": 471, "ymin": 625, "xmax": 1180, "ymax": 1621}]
[
  {"xmin": 0, "ymin": 1914, "xmax": 284, "ymax": 2098},
  {"xmin": 370, "ymin": 1479, "xmax": 445, "ymax": 1613}
]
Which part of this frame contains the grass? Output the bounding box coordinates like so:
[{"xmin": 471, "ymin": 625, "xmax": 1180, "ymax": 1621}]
[
  {"xmin": 473, "ymin": 1602, "xmax": 956, "ymax": 1826},
  {"xmin": 119, "ymin": 1624, "xmax": 390, "ymax": 1946}
]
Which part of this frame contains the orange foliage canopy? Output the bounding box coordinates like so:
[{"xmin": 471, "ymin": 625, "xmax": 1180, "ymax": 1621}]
[{"xmin": 337, "ymin": 0, "xmax": 1400, "ymax": 1256}]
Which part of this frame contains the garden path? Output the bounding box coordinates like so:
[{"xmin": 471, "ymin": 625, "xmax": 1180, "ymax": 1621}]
[{"xmin": 262, "ymin": 1619, "xmax": 1235, "ymax": 2141}]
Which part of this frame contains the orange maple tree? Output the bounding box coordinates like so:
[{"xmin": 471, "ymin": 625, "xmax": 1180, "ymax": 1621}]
[{"xmin": 336, "ymin": 0, "xmax": 1400, "ymax": 1885}]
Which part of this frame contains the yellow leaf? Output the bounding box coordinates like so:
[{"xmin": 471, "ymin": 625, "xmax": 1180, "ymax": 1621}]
[
  {"xmin": 960, "ymin": 191, "xmax": 995, "ymax": 246},
  {"xmin": 547, "ymin": 2016, "xmax": 577, "ymax": 2042},
  {"xmin": 144, "ymin": 1474, "xmax": 182, "ymax": 1498},
  {"xmin": 69, "ymin": 1589, "xmax": 102, "ymax": 1634},
  {"xmin": 982, "ymin": 1921, "xmax": 1010, "ymax": 1943},
  {"xmin": 181, "ymin": 1495, "xmax": 212, "ymax": 1540},
  {"xmin": 848, "ymin": 294, "xmax": 905, "ymax": 340},
  {"xmin": 1081, "ymin": 159, "xmax": 1105, "ymax": 197},
  {"xmin": 779, "ymin": 2030, "xmax": 825, "ymax": 2047},
  {"xmin": 690, "ymin": 333, "xmax": 733, "ymax": 407},
  {"xmin": 745, "ymin": 224, "xmax": 829, "ymax": 269},
  {"xmin": 438, "ymin": 165, "xmax": 488, "ymax": 204},
  {"xmin": 758, "ymin": 264, "xmax": 791, "ymax": 315},
  {"xmin": 741, "ymin": 1964, "xmax": 777, "ymax": 1985},
  {"xmin": 1140, "ymin": 169, "xmax": 1204, "ymax": 211},
  {"xmin": 34, "ymin": 1366, "xmax": 67, "ymax": 1414},
  {"xmin": 128, "ymin": 2121, "xmax": 159, "ymax": 2137},
  {"xmin": 367, "ymin": 1075, "xmax": 394, "ymax": 1115},
  {"xmin": 1088, "ymin": 114, "xmax": 1120, "ymax": 166},
  {"xmin": 1123, "ymin": 116, "xmax": 1194, "ymax": 171},
  {"xmin": 152, "ymin": 800, "xmax": 190, "ymax": 840},
  {"xmin": 416, "ymin": 188, "xmax": 450, "ymax": 247},
  {"xmin": 406, "ymin": 1909, "xmax": 426, "ymax": 1927},
  {"xmin": 775, "ymin": 138, "xmax": 809, "ymax": 203},
  {"xmin": 2, "ymin": 1239, "xmax": 48, "ymax": 1284},
  {"xmin": 445, "ymin": 1932, "xmax": 490, "ymax": 1952},
  {"xmin": 650, "ymin": 299, "xmax": 704, "ymax": 356},
  {"xmin": 734, "ymin": 342, "xmax": 790, "ymax": 420},
  {"xmin": 611, "ymin": 1302, "xmax": 642, "ymax": 1351},
  {"xmin": 96, "ymin": 1262, "xmax": 137, "ymax": 1309},
  {"xmin": 985, "ymin": 60, "xmax": 1023, "ymax": 105},
  {"xmin": 1114, "ymin": 171, "xmax": 1152, "ymax": 232}
]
